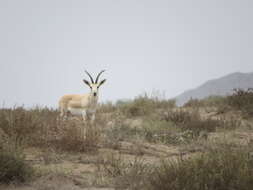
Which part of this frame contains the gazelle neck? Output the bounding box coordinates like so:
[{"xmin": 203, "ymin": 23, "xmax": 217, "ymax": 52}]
[{"xmin": 88, "ymin": 92, "xmax": 98, "ymax": 107}]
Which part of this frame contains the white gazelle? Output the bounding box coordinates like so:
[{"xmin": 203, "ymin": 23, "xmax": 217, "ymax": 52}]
[{"xmin": 59, "ymin": 70, "xmax": 106, "ymax": 122}]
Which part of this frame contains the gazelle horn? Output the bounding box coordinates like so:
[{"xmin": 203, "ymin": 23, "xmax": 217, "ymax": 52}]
[
  {"xmin": 95, "ymin": 70, "xmax": 105, "ymax": 83},
  {"xmin": 85, "ymin": 70, "xmax": 94, "ymax": 83}
]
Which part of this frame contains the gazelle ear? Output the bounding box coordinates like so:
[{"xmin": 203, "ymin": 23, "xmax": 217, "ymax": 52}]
[
  {"xmin": 98, "ymin": 79, "xmax": 106, "ymax": 87},
  {"xmin": 83, "ymin": 79, "xmax": 91, "ymax": 87}
]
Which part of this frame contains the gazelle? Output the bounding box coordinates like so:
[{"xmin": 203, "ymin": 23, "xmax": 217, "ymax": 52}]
[{"xmin": 59, "ymin": 70, "xmax": 106, "ymax": 122}]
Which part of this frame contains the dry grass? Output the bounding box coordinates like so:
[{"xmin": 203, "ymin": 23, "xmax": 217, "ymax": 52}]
[
  {"xmin": 1, "ymin": 92, "xmax": 253, "ymax": 189},
  {"xmin": 227, "ymin": 88, "xmax": 253, "ymax": 117},
  {"xmin": 147, "ymin": 143, "xmax": 253, "ymax": 190},
  {"xmin": 183, "ymin": 88, "xmax": 253, "ymax": 117},
  {"xmin": 96, "ymin": 153, "xmax": 151, "ymax": 190},
  {"xmin": 0, "ymin": 144, "xmax": 34, "ymax": 184},
  {"xmin": 0, "ymin": 107, "xmax": 103, "ymax": 153},
  {"xmin": 115, "ymin": 94, "xmax": 175, "ymax": 117}
]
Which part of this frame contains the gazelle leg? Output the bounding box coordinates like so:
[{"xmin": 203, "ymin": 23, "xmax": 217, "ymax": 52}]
[
  {"xmin": 81, "ymin": 110, "xmax": 87, "ymax": 138},
  {"xmin": 59, "ymin": 108, "xmax": 66, "ymax": 121},
  {"xmin": 91, "ymin": 114, "xmax": 95, "ymax": 124},
  {"xmin": 82, "ymin": 110, "xmax": 87, "ymax": 121}
]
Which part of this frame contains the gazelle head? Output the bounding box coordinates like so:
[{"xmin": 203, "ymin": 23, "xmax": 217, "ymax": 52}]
[{"xmin": 83, "ymin": 70, "xmax": 106, "ymax": 97}]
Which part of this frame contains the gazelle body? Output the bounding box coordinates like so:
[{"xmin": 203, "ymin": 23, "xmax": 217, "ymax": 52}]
[{"xmin": 59, "ymin": 70, "xmax": 106, "ymax": 122}]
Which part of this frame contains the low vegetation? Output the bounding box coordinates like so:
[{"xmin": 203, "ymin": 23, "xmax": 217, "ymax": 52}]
[
  {"xmin": 0, "ymin": 144, "xmax": 34, "ymax": 184},
  {"xmin": 227, "ymin": 88, "xmax": 253, "ymax": 117},
  {"xmin": 147, "ymin": 143, "xmax": 253, "ymax": 190},
  {"xmin": 115, "ymin": 94, "xmax": 176, "ymax": 117},
  {"xmin": 98, "ymin": 153, "xmax": 151, "ymax": 189},
  {"xmin": 0, "ymin": 90, "xmax": 253, "ymax": 189},
  {"xmin": 184, "ymin": 88, "xmax": 253, "ymax": 117}
]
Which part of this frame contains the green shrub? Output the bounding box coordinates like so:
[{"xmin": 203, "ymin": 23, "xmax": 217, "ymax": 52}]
[
  {"xmin": 182, "ymin": 117, "xmax": 219, "ymax": 137},
  {"xmin": 105, "ymin": 122, "xmax": 141, "ymax": 146},
  {"xmin": 0, "ymin": 107, "xmax": 38, "ymax": 148},
  {"xmin": 0, "ymin": 107, "xmax": 58, "ymax": 148},
  {"xmin": 148, "ymin": 145, "xmax": 253, "ymax": 190},
  {"xmin": 184, "ymin": 89, "xmax": 253, "ymax": 117},
  {"xmin": 0, "ymin": 150, "xmax": 33, "ymax": 184},
  {"xmin": 184, "ymin": 96, "xmax": 227, "ymax": 108},
  {"xmin": 119, "ymin": 95, "xmax": 156, "ymax": 117},
  {"xmin": 117, "ymin": 95, "xmax": 175, "ymax": 117},
  {"xmin": 100, "ymin": 144, "xmax": 253, "ymax": 190},
  {"xmin": 199, "ymin": 96, "xmax": 227, "ymax": 107},
  {"xmin": 101, "ymin": 154, "xmax": 150, "ymax": 190},
  {"xmin": 227, "ymin": 88, "xmax": 253, "ymax": 117},
  {"xmin": 0, "ymin": 107, "xmax": 100, "ymax": 153},
  {"xmin": 183, "ymin": 98, "xmax": 203, "ymax": 107},
  {"xmin": 163, "ymin": 110, "xmax": 192, "ymax": 124},
  {"xmin": 98, "ymin": 101, "xmax": 117, "ymax": 113},
  {"xmin": 142, "ymin": 120, "xmax": 181, "ymax": 144},
  {"xmin": 164, "ymin": 109, "xmax": 240, "ymax": 137},
  {"xmin": 163, "ymin": 110, "xmax": 218, "ymax": 137}
]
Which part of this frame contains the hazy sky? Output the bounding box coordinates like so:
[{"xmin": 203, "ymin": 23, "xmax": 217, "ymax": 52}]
[{"xmin": 0, "ymin": 0, "xmax": 252, "ymax": 107}]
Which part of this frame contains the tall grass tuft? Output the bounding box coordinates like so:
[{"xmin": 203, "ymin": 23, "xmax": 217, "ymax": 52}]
[
  {"xmin": 147, "ymin": 144, "xmax": 253, "ymax": 190},
  {"xmin": 163, "ymin": 110, "xmax": 218, "ymax": 137},
  {"xmin": 227, "ymin": 88, "xmax": 253, "ymax": 117},
  {"xmin": 117, "ymin": 94, "xmax": 175, "ymax": 117},
  {"xmin": 0, "ymin": 147, "xmax": 34, "ymax": 184},
  {"xmin": 0, "ymin": 106, "xmax": 101, "ymax": 153}
]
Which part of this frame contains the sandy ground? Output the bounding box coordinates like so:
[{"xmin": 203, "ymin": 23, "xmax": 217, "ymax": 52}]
[{"xmin": 1, "ymin": 108, "xmax": 253, "ymax": 190}]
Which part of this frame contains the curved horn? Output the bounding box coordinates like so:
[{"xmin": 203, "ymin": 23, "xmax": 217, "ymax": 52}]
[
  {"xmin": 85, "ymin": 70, "xmax": 94, "ymax": 83},
  {"xmin": 95, "ymin": 70, "xmax": 105, "ymax": 83}
]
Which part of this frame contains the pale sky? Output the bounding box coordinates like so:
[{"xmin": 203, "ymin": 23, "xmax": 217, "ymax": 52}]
[{"xmin": 0, "ymin": 0, "xmax": 252, "ymax": 107}]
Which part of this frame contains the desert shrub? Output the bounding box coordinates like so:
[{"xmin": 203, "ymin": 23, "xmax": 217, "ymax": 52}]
[
  {"xmin": 163, "ymin": 110, "xmax": 192, "ymax": 124},
  {"xmin": 163, "ymin": 110, "xmax": 220, "ymax": 137},
  {"xmin": 47, "ymin": 119, "xmax": 102, "ymax": 153},
  {"xmin": 100, "ymin": 154, "xmax": 151, "ymax": 190},
  {"xmin": 184, "ymin": 89, "xmax": 253, "ymax": 117},
  {"xmin": 99, "ymin": 143, "xmax": 253, "ymax": 190},
  {"xmin": 106, "ymin": 118, "xmax": 188, "ymax": 145},
  {"xmin": 119, "ymin": 95, "xmax": 156, "ymax": 117},
  {"xmin": 105, "ymin": 122, "xmax": 141, "ymax": 148},
  {"xmin": 200, "ymin": 88, "xmax": 253, "ymax": 116},
  {"xmin": 142, "ymin": 120, "xmax": 170, "ymax": 143},
  {"xmin": 183, "ymin": 96, "xmax": 232, "ymax": 115},
  {"xmin": 0, "ymin": 107, "xmax": 101, "ymax": 153},
  {"xmin": 199, "ymin": 96, "xmax": 227, "ymax": 107},
  {"xmin": 142, "ymin": 120, "xmax": 183, "ymax": 144},
  {"xmin": 0, "ymin": 107, "xmax": 37, "ymax": 148},
  {"xmin": 0, "ymin": 149, "xmax": 33, "ymax": 184},
  {"xmin": 147, "ymin": 144, "xmax": 253, "ymax": 190},
  {"xmin": 117, "ymin": 94, "xmax": 175, "ymax": 117},
  {"xmin": 215, "ymin": 104, "xmax": 231, "ymax": 114},
  {"xmin": 98, "ymin": 101, "xmax": 117, "ymax": 113},
  {"xmin": 151, "ymin": 98, "xmax": 176, "ymax": 110},
  {"xmin": 217, "ymin": 116, "xmax": 242, "ymax": 130},
  {"xmin": 83, "ymin": 124, "xmax": 102, "ymax": 153},
  {"xmin": 183, "ymin": 117, "xmax": 220, "ymax": 137},
  {"xmin": 52, "ymin": 119, "xmax": 85, "ymax": 152},
  {"xmin": 105, "ymin": 115, "xmax": 183, "ymax": 145},
  {"xmin": 227, "ymin": 88, "xmax": 253, "ymax": 117},
  {"xmin": 184, "ymin": 96, "xmax": 227, "ymax": 108},
  {"xmin": 0, "ymin": 107, "xmax": 58, "ymax": 148},
  {"xmin": 183, "ymin": 98, "xmax": 203, "ymax": 107}
]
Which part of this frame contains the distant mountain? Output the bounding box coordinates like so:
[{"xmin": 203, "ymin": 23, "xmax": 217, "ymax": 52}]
[{"xmin": 176, "ymin": 72, "xmax": 253, "ymax": 106}]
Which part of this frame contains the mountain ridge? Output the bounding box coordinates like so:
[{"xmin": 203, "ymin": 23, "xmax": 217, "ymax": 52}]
[{"xmin": 176, "ymin": 72, "xmax": 253, "ymax": 106}]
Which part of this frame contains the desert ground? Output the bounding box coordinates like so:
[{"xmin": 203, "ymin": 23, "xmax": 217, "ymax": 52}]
[{"xmin": 1, "ymin": 90, "xmax": 253, "ymax": 190}]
